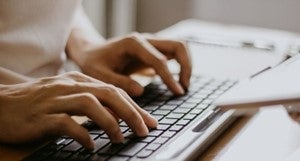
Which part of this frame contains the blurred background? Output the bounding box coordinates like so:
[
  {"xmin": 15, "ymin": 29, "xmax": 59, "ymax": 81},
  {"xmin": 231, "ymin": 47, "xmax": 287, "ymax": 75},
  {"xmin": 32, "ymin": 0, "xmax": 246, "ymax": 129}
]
[{"xmin": 83, "ymin": 0, "xmax": 300, "ymax": 38}]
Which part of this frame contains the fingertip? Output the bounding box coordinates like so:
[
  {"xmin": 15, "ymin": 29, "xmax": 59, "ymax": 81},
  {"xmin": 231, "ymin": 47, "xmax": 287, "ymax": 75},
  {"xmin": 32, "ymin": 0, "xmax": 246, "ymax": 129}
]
[
  {"xmin": 180, "ymin": 78, "xmax": 190, "ymax": 91},
  {"xmin": 148, "ymin": 116, "xmax": 158, "ymax": 128},
  {"xmin": 111, "ymin": 132, "xmax": 125, "ymax": 144},
  {"xmin": 137, "ymin": 125, "xmax": 149, "ymax": 137},
  {"xmin": 86, "ymin": 137, "xmax": 95, "ymax": 150},
  {"xmin": 130, "ymin": 82, "xmax": 144, "ymax": 97},
  {"xmin": 175, "ymin": 83, "xmax": 185, "ymax": 95}
]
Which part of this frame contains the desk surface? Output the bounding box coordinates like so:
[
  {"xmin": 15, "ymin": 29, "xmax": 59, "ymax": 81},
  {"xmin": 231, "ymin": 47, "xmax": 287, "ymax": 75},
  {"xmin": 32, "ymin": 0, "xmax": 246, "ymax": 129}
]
[{"xmin": 1, "ymin": 20, "xmax": 300, "ymax": 161}]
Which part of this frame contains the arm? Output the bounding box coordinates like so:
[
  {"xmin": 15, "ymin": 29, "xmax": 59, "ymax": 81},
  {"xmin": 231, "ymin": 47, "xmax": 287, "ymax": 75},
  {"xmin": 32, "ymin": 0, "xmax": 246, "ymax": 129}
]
[{"xmin": 66, "ymin": 5, "xmax": 105, "ymax": 66}]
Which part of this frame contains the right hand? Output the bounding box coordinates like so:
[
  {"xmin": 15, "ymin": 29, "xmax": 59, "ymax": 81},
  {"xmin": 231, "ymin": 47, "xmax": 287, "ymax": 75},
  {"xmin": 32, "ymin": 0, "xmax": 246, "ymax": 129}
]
[{"xmin": 0, "ymin": 71, "xmax": 157, "ymax": 149}]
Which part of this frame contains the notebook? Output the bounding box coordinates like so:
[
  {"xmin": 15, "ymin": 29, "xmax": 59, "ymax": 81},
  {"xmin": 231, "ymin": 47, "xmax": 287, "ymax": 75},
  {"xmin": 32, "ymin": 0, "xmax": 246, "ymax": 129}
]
[{"xmin": 216, "ymin": 54, "xmax": 300, "ymax": 110}]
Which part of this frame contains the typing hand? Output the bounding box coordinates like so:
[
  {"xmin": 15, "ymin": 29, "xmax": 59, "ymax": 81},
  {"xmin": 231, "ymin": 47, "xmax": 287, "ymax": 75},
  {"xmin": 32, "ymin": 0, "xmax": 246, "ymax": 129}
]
[
  {"xmin": 0, "ymin": 72, "xmax": 157, "ymax": 149},
  {"xmin": 69, "ymin": 33, "xmax": 192, "ymax": 97}
]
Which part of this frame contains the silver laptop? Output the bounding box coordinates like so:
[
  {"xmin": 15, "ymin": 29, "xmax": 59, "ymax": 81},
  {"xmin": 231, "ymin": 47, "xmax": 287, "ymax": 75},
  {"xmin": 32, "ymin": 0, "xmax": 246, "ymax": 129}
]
[{"xmin": 23, "ymin": 37, "xmax": 285, "ymax": 161}]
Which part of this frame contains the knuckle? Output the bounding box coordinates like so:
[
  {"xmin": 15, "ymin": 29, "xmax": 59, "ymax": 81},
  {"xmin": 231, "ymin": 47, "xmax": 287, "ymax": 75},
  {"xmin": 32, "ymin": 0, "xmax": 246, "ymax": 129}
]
[
  {"xmin": 155, "ymin": 55, "xmax": 168, "ymax": 66},
  {"xmin": 54, "ymin": 114, "xmax": 70, "ymax": 128},
  {"xmin": 65, "ymin": 71, "xmax": 85, "ymax": 79},
  {"xmin": 103, "ymin": 85, "xmax": 120, "ymax": 96},
  {"xmin": 175, "ymin": 40, "xmax": 187, "ymax": 49},
  {"xmin": 67, "ymin": 71, "xmax": 82, "ymax": 76},
  {"xmin": 123, "ymin": 33, "xmax": 140, "ymax": 45},
  {"xmin": 79, "ymin": 93, "xmax": 98, "ymax": 107}
]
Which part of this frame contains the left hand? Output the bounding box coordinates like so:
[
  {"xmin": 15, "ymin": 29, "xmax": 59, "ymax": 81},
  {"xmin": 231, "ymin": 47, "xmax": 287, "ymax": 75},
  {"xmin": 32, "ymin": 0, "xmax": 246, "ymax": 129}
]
[{"xmin": 68, "ymin": 33, "xmax": 192, "ymax": 97}]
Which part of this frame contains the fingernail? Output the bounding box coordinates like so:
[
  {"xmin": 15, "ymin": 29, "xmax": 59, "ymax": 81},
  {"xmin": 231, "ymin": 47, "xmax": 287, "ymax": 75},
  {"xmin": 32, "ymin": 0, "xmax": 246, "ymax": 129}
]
[{"xmin": 176, "ymin": 83, "xmax": 185, "ymax": 95}]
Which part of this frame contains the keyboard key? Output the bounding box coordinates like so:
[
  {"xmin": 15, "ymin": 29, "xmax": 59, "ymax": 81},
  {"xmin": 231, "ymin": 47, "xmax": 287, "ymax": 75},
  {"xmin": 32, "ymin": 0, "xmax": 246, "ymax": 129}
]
[
  {"xmin": 152, "ymin": 110, "xmax": 170, "ymax": 115},
  {"xmin": 185, "ymin": 98, "xmax": 201, "ymax": 104},
  {"xmin": 143, "ymin": 105, "xmax": 159, "ymax": 111},
  {"xmin": 180, "ymin": 102, "xmax": 197, "ymax": 109},
  {"xmin": 51, "ymin": 151, "xmax": 72, "ymax": 160},
  {"xmin": 92, "ymin": 138, "xmax": 110, "ymax": 153},
  {"xmin": 176, "ymin": 119, "xmax": 190, "ymax": 126},
  {"xmin": 190, "ymin": 108, "xmax": 203, "ymax": 114},
  {"xmin": 87, "ymin": 154, "xmax": 109, "ymax": 161},
  {"xmin": 109, "ymin": 156, "xmax": 130, "ymax": 161},
  {"xmin": 62, "ymin": 141, "xmax": 82, "ymax": 152},
  {"xmin": 156, "ymin": 124, "xmax": 170, "ymax": 130},
  {"xmin": 183, "ymin": 114, "xmax": 197, "ymax": 120},
  {"xmin": 169, "ymin": 125, "xmax": 183, "ymax": 132},
  {"xmin": 160, "ymin": 105, "xmax": 176, "ymax": 110},
  {"xmin": 145, "ymin": 143, "xmax": 161, "ymax": 151},
  {"xmin": 173, "ymin": 108, "xmax": 190, "ymax": 114},
  {"xmin": 167, "ymin": 100, "xmax": 184, "ymax": 105},
  {"xmin": 159, "ymin": 118, "xmax": 177, "ymax": 125},
  {"xmin": 202, "ymin": 99, "xmax": 213, "ymax": 104},
  {"xmin": 195, "ymin": 104, "xmax": 209, "ymax": 109},
  {"xmin": 161, "ymin": 131, "xmax": 176, "ymax": 138},
  {"xmin": 98, "ymin": 143, "xmax": 125, "ymax": 155},
  {"xmin": 166, "ymin": 113, "xmax": 184, "ymax": 119},
  {"xmin": 119, "ymin": 121, "xmax": 127, "ymax": 127},
  {"xmin": 90, "ymin": 134, "xmax": 99, "ymax": 140},
  {"xmin": 153, "ymin": 137, "xmax": 169, "ymax": 144},
  {"xmin": 120, "ymin": 126, "xmax": 129, "ymax": 133},
  {"xmin": 118, "ymin": 142, "xmax": 147, "ymax": 156},
  {"xmin": 89, "ymin": 129, "xmax": 105, "ymax": 135},
  {"xmin": 123, "ymin": 130, "xmax": 135, "ymax": 138},
  {"xmin": 138, "ymin": 136, "xmax": 155, "ymax": 143},
  {"xmin": 151, "ymin": 114, "xmax": 164, "ymax": 121},
  {"xmin": 137, "ymin": 150, "xmax": 153, "ymax": 158},
  {"xmin": 148, "ymin": 130, "xmax": 163, "ymax": 137},
  {"xmin": 100, "ymin": 133, "xmax": 109, "ymax": 139}
]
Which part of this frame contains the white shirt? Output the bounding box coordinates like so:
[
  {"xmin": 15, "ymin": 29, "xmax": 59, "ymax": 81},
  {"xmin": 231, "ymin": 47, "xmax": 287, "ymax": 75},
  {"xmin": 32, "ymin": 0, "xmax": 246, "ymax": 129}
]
[{"xmin": 0, "ymin": 0, "xmax": 81, "ymax": 77}]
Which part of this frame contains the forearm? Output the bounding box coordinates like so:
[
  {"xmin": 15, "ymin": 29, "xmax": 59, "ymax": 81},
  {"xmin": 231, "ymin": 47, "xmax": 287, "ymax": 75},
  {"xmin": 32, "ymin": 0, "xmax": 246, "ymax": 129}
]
[
  {"xmin": 66, "ymin": 4, "xmax": 105, "ymax": 66},
  {"xmin": 0, "ymin": 67, "xmax": 31, "ymax": 84}
]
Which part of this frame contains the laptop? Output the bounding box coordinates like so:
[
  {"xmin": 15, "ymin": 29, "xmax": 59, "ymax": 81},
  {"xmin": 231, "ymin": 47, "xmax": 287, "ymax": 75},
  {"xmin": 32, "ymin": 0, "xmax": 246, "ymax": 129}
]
[{"xmin": 22, "ymin": 35, "xmax": 284, "ymax": 161}]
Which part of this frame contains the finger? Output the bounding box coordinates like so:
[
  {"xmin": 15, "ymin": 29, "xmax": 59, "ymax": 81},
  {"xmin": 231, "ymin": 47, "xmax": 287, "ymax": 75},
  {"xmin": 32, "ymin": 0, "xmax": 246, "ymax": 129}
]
[
  {"xmin": 48, "ymin": 93, "xmax": 124, "ymax": 143},
  {"xmin": 94, "ymin": 86, "xmax": 149, "ymax": 137},
  {"xmin": 148, "ymin": 39, "xmax": 192, "ymax": 89},
  {"xmin": 45, "ymin": 80, "xmax": 150, "ymax": 137},
  {"xmin": 123, "ymin": 34, "xmax": 185, "ymax": 95},
  {"xmin": 46, "ymin": 114, "xmax": 94, "ymax": 149},
  {"xmin": 79, "ymin": 84, "xmax": 149, "ymax": 137},
  {"xmin": 94, "ymin": 68, "xmax": 144, "ymax": 97},
  {"xmin": 119, "ymin": 89, "xmax": 158, "ymax": 129}
]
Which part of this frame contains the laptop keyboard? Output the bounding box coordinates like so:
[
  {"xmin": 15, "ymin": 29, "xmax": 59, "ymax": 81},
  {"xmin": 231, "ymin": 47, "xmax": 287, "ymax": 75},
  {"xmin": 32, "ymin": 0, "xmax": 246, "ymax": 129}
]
[{"xmin": 23, "ymin": 76, "xmax": 236, "ymax": 161}]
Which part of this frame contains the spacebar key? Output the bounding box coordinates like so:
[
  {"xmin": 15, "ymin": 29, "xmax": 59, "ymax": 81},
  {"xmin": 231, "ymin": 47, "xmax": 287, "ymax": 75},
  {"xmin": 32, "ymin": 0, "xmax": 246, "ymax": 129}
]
[{"xmin": 118, "ymin": 142, "xmax": 147, "ymax": 157}]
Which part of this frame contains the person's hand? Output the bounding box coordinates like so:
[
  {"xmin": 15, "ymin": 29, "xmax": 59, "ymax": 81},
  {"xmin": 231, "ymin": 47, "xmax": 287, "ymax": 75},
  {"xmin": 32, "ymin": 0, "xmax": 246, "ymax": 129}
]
[
  {"xmin": 68, "ymin": 33, "xmax": 192, "ymax": 97},
  {"xmin": 0, "ymin": 71, "xmax": 157, "ymax": 149}
]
